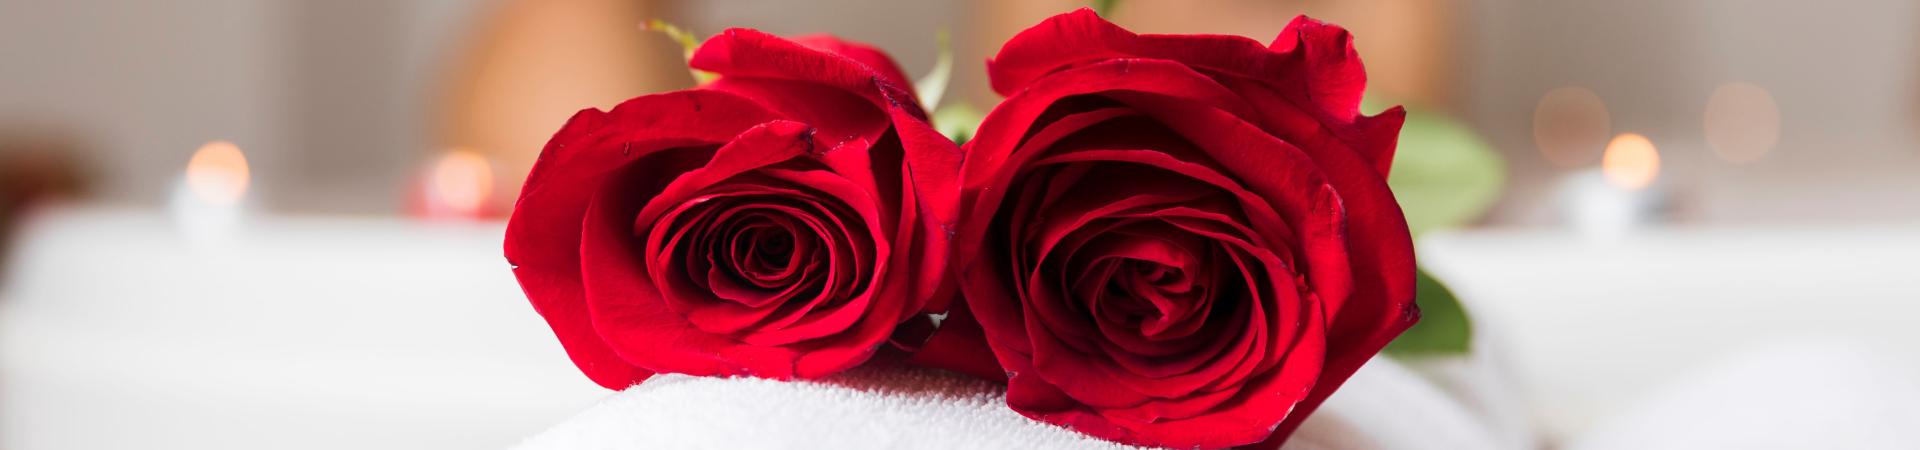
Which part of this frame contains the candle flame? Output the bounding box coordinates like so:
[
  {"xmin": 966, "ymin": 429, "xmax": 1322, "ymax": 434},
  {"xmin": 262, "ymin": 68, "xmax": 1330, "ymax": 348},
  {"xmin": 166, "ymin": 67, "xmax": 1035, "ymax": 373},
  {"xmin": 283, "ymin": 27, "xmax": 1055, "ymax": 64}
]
[
  {"xmin": 186, "ymin": 140, "xmax": 250, "ymax": 205},
  {"xmin": 428, "ymin": 149, "xmax": 493, "ymax": 217},
  {"xmin": 1602, "ymin": 133, "xmax": 1660, "ymax": 190}
]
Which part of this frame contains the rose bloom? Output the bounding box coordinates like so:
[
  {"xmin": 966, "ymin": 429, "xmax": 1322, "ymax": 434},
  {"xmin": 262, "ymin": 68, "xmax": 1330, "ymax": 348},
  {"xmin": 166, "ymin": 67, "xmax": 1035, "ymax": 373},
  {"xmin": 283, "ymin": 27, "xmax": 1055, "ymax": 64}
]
[
  {"xmin": 933, "ymin": 10, "xmax": 1417, "ymax": 449},
  {"xmin": 505, "ymin": 29, "xmax": 960, "ymax": 388}
]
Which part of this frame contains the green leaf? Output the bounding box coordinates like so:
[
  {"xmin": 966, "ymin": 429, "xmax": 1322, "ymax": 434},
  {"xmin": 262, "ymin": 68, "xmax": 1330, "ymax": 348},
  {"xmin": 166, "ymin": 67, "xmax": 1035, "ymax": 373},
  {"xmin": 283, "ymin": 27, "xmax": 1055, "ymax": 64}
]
[
  {"xmin": 1090, "ymin": 0, "xmax": 1122, "ymax": 17},
  {"xmin": 1385, "ymin": 268, "xmax": 1473, "ymax": 356},
  {"xmin": 914, "ymin": 29, "xmax": 953, "ymax": 111},
  {"xmin": 644, "ymin": 19, "xmax": 718, "ymax": 85},
  {"xmin": 1383, "ymin": 108, "xmax": 1505, "ymax": 237},
  {"xmin": 931, "ymin": 102, "xmax": 984, "ymax": 145}
]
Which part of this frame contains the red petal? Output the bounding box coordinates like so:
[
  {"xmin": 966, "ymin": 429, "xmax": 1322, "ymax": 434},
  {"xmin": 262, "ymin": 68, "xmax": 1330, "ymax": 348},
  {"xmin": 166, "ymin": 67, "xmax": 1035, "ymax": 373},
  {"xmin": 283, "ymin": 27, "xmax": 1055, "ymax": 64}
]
[
  {"xmin": 705, "ymin": 78, "xmax": 890, "ymax": 158},
  {"xmin": 905, "ymin": 299, "xmax": 1007, "ymax": 382},
  {"xmin": 960, "ymin": 59, "xmax": 1255, "ymax": 233},
  {"xmin": 581, "ymin": 185, "xmax": 803, "ymax": 378},
  {"xmin": 986, "ymin": 8, "xmax": 1272, "ymax": 99},
  {"xmin": 789, "ymin": 34, "xmax": 918, "ymax": 96},
  {"xmin": 1266, "ymin": 16, "xmax": 1365, "ymax": 125},
  {"xmin": 986, "ymin": 10, "xmax": 1403, "ymax": 176},
  {"xmin": 630, "ymin": 121, "xmax": 817, "ymax": 230},
  {"xmin": 582, "ymin": 120, "xmax": 818, "ymax": 379},
  {"xmin": 963, "ymin": 22, "xmax": 1419, "ymax": 443},
  {"xmin": 504, "ymin": 91, "xmax": 779, "ymax": 388},
  {"xmin": 1093, "ymin": 94, "xmax": 1355, "ymax": 321},
  {"xmin": 692, "ymin": 28, "xmax": 923, "ymax": 118},
  {"xmin": 888, "ymin": 98, "xmax": 964, "ymax": 311}
]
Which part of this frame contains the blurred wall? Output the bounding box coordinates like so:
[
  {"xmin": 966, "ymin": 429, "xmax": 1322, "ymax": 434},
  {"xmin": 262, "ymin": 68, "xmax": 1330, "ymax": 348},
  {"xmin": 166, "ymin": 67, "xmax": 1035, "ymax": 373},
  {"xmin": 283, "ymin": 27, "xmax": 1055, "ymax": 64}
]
[
  {"xmin": 0, "ymin": 0, "xmax": 486, "ymax": 214},
  {"xmin": 0, "ymin": 0, "xmax": 964, "ymax": 215},
  {"xmin": 436, "ymin": 0, "xmax": 964, "ymax": 214},
  {"xmin": 436, "ymin": 0, "xmax": 687, "ymax": 215},
  {"xmin": 4, "ymin": 0, "xmax": 1917, "ymax": 223},
  {"xmin": 1466, "ymin": 0, "xmax": 1920, "ymax": 224},
  {"xmin": 0, "ymin": 0, "xmax": 289, "ymax": 209}
]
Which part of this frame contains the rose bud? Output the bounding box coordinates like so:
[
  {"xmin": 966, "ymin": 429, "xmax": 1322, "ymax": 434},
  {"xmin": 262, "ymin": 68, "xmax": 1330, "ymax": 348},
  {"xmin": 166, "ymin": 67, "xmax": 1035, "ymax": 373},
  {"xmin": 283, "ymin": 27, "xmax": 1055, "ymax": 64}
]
[
  {"xmin": 505, "ymin": 29, "xmax": 960, "ymax": 388},
  {"xmin": 921, "ymin": 9, "xmax": 1417, "ymax": 449}
]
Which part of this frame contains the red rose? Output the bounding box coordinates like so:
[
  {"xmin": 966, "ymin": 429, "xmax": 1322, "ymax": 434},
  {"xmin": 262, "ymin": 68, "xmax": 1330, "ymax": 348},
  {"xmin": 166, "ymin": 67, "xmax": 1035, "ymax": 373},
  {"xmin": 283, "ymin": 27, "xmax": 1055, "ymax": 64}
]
[
  {"xmin": 922, "ymin": 10, "xmax": 1416, "ymax": 449},
  {"xmin": 505, "ymin": 29, "xmax": 960, "ymax": 388}
]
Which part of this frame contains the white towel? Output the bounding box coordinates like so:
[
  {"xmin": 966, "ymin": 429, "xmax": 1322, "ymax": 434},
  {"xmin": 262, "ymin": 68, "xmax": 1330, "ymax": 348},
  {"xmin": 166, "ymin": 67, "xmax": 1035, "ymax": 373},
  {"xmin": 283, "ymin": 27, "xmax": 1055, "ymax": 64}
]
[
  {"xmin": 515, "ymin": 357, "xmax": 1509, "ymax": 450},
  {"xmin": 1567, "ymin": 338, "xmax": 1920, "ymax": 450}
]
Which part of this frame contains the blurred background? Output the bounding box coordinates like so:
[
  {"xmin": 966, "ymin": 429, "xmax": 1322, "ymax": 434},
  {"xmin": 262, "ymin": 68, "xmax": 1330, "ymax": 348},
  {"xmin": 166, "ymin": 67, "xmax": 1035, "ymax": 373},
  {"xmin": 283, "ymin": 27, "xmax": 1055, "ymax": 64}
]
[{"xmin": 2, "ymin": 0, "xmax": 1916, "ymax": 448}]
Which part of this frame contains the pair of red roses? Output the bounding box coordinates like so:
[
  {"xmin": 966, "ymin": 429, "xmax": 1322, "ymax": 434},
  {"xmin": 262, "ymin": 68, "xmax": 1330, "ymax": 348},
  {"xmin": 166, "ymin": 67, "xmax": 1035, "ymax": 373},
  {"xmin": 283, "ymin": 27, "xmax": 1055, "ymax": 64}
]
[{"xmin": 505, "ymin": 9, "xmax": 1417, "ymax": 449}]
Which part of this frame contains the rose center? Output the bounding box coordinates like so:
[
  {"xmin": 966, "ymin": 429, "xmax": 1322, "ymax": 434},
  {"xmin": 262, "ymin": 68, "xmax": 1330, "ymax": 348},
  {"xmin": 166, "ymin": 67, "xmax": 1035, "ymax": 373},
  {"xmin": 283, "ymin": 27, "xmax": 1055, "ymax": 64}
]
[
  {"xmin": 1110, "ymin": 258, "xmax": 1205, "ymax": 332},
  {"xmin": 756, "ymin": 230, "xmax": 793, "ymax": 262},
  {"xmin": 720, "ymin": 213, "xmax": 811, "ymax": 291}
]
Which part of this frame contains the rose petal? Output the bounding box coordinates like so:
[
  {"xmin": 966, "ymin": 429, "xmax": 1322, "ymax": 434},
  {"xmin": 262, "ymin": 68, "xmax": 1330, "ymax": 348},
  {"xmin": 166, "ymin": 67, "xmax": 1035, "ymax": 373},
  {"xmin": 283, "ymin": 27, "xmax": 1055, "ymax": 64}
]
[
  {"xmin": 987, "ymin": 9, "xmax": 1404, "ymax": 177},
  {"xmin": 985, "ymin": 8, "xmax": 1274, "ymax": 100},
  {"xmin": 1262, "ymin": 17, "xmax": 1407, "ymax": 177},
  {"xmin": 706, "ymin": 78, "xmax": 890, "ymax": 158},
  {"xmin": 692, "ymin": 28, "xmax": 921, "ymax": 118},
  {"xmin": 791, "ymin": 34, "xmax": 919, "ymax": 100},
  {"xmin": 946, "ymin": 10, "xmax": 1417, "ymax": 448},
  {"xmin": 1030, "ymin": 124, "xmax": 1301, "ymax": 253},
  {"xmin": 580, "ymin": 121, "xmax": 820, "ymax": 379},
  {"xmin": 652, "ymin": 192, "xmax": 853, "ymax": 338},
  {"xmin": 505, "ymin": 90, "xmax": 780, "ymax": 388},
  {"xmin": 1094, "ymin": 93, "xmax": 1354, "ymax": 323},
  {"xmin": 742, "ymin": 169, "xmax": 888, "ymax": 346},
  {"xmin": 1071, "ymin": 304, "xmax": 1325, "ymax": 449},
  {"xmin": 961, "ymin": 59, "xmax": 1253, "ymax": 200},
  {"xmin": 888, "ymin": 98, "xmax": 965, "ymax": 312},
  {"xmin": 953, "ymin": 61, "xmax": 1261, "ymax": 376},
  {"xmin": 580, "ymin": 181, "xmax": 801, "ymax": 379}
]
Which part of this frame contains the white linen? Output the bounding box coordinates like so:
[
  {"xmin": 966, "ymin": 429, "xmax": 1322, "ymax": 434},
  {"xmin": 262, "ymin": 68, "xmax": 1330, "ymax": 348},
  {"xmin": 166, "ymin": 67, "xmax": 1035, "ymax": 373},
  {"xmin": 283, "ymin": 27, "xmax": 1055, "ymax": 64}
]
[
  {"xmin": 0, "ymin": 208, "xmax": 607, "ymax": 449},
  {"xmin": 515, "ymin": 358, "xmax": 1511, "ymax": 450},
  {"xmin": 515, "ymin": 362, "xmax": 1132, "ymax": 450},
  {"xmin": 8, "ymin": 208, "xmax": 1919, "ymax": 449},
  {"xmin": 1421, "ymin": 225, "xmax": 1920, "ymax": 439},
  {"xmin": 1568, "ymin": 339, "xmax": 1920, "ymax": 450}
]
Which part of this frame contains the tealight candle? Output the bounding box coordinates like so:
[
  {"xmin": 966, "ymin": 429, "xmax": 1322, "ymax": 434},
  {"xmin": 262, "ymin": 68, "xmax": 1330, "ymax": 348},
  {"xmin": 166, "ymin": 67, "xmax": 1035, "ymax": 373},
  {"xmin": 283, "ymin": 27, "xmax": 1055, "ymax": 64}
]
[
  {"xmin": 168, "ymin": 140, "xmax": 251, "ymax": 241},
  {"xmin": 409, "ymin": 149, "xmax": 496, "ymax": 221},
  {"xmin": 1559, "ymin": 133, "xmax": 1666, "ymax": 238}
]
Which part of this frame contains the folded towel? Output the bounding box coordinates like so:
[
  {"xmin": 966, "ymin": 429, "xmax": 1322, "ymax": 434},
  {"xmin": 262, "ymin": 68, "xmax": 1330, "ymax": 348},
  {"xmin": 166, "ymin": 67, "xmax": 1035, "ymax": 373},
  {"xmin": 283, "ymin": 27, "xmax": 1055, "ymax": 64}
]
[
  {"xmin": 514, "ymin": 361, "xmax": 1130, "ymax": 449},
  {"xmin": 516, "ymin": 357, "xmax": 1508, "ymax": 450}
]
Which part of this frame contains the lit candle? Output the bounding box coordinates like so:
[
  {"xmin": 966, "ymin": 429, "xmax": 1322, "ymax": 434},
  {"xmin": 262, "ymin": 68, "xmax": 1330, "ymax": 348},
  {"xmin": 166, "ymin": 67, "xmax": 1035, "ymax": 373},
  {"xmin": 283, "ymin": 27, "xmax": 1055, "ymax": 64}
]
[
  {"xmin": 410, "ymin": 149, "xmax": 495, "ymax": 221},
  {"xmin": 168, "ymin": 140, "xmax": 251, "ymax": 240},
  {"xmin": 1559, "ymin": 133, "xmax": 1666, "ymax": 238}
]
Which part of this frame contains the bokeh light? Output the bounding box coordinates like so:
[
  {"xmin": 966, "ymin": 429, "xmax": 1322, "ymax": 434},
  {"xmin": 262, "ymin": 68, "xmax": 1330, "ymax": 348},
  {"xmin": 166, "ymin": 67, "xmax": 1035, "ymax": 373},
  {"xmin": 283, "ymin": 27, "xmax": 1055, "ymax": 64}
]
[
  {"xmin": 427, "ymin": 149, "xmax": 494, "ymax": 218},
  {"xmin": 1533, "ymin": 87, "xmax": 1612, "ymax": 167},
  {"xmin": 1704, "ymin": 81, "xmax": 1781, "ymax": 163},
  {"xmin": 1602, "ymin": 133, "xmax": 1661, "ymax": 190},
  {"xmin": 184, "ymin": 140, "xmax": 250, "ymax": 206}
]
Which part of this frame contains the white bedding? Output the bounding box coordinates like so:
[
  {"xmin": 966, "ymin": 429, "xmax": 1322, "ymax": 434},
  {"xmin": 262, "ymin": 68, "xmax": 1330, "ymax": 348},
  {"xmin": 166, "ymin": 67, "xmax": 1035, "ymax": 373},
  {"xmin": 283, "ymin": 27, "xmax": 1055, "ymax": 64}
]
[
  {"xmin": 8, "ymin": 209, "xmax": 1919, "ymax": 449},
  {"xmin": 518, "ymin": 338, "xmax": 1920, "ymax": 449},
  {"xmin": 514, "ymin": 357, "xmax": 1513, "ymax": 450}
]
